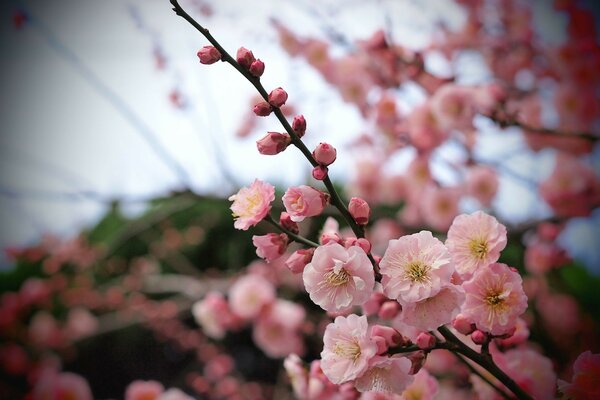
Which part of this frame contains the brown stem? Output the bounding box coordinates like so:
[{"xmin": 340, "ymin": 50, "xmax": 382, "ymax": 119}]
[
  {"xmin": 486, "ymin": 113, "xmax": 598, "ymax": 142},
  {"xmin": 264, "ymin": 214, "xmax": 319, "ymax": 248}
]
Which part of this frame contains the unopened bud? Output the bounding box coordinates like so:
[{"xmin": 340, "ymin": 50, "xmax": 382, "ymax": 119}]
[
  {"xmin": 416, "ymin": 332, "xmax": 436, "ymax": 350},
  {"xmin": 236, "ymin": 47, "xmax": 255, "ymax": 69},
  {"xmin": 312, "ymin": 142, "xmax": 337, "ymax": 166},
  {"xmin": 377, "ymin": 300, "xmax": 400, "ymax": 320},
  {"xmin": 471, "ymin": 330, "xmax": 488, "ymax": 345},
  {"xmin": 371, "ymin": 325, "xmax": 402, "ymax": 347},
  {"xmin": 256, "ymin": 132, "xmax": 291, "ymax": 155},
  {"xmin": 356, "ymin": 238, "xmax": 371, "ymax": 254},
  {"xmin": 348, "ymin": 197, "xmax": 371, "ymax": 225},
  {"xmin": 452, "ymin": 314, "xmax": 475, "ymax": 335},
  {"xmin": 292, "ymin": 115, "xmax": 306, "ymax": 137},
  {"xmin": 285, "ymin": 248, "xmax": 314, "ymax": 274},
  {"xmin": 197, "ymin": 46, "xmax": 221, "ymax": 64},
  {"xmin": 249, "ymin": 59, "xmax": 265, "ymax": 77},
  {"xmin": 312, "ymin": 165, "xmax": 328, "ymax": 181},
  {"xmin": 320, "ymin": 233, "xmax": 341, "ymax": 245},
  {"xmin": 253, "ymin": 101, "xmax": 273, "ymax": 117},
  {"xmin": 268, "ymin": 87, "xmax": 288, "ymax": 108}
]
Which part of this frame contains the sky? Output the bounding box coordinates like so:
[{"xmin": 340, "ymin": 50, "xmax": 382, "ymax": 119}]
[{"xmin": 0, "ymin": 0, "xmax": 598, "ymax": 271}]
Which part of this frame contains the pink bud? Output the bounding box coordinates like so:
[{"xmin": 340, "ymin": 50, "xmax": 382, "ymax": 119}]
[
  {"xmin": 292, "ymin": 115, "xmax": 306, "ymax": 137},
  {"xmin": 256, "ymin": 132, "xmax": 291, "ymax": 155},
  {"xmin": 372, "ymin": 335, "xmax": 388, "ymax": 355},
  {"xmin": 249, "ymin": 59, "xmax": 265, "ymax": 77},
  {"xmin": 356, "ymin": 238, "xmax": 371, "ymax": 254},
  {"xmin": 416, "ymin": 332, "xmax": 436, "ymax": 350},
  {"xmin": 252, "ymin": 233, "xmax": 288, "ymax": 262},
  {"xmin": 268, "ymin": 87, "xmax": 288, "ymax": 108},
  {"xmin": 343, "ymin": 237, "xmax": 357, "ymax": 248},
  {"xmin": 312, "ymin": 165, "xmax": 328, "ymax": 180},
  {"xmin": 362, "ymin": 292, "xmax": 386, "ymax": 316},
  {"xmin": 285, "ymin": 248, "xmax": 314, "ymax": 274},
  {"xmin": 320, "ymin": 232, "xmax": 341, "ymax": 245},
  {"xmin": 236, "ymin": 47, "xmax": 255, "ymax": 69},
  {"xmin": 348, "ymin": 197, "xmax": 371, "ymax": 225},
  {"xmin": 253, "ymin": 101, "xmax": 273, "ymax": 117},
  {"xmin": 279, "ymin": 212, "xmax": 299, "ymax": 234},
  {"xmin": 371, "ymin": 325, "xmax": 402, "ymax": 347},
  {"xmin": 471, "ymin": 330, "xmax": 488, "ymax": 345},
  {"xmin": 452, "ymin": 314, "xmax": 475, "ymax": 335},
  {"xmin": 197, "ymin": 46, "xmax": 221, "ymax": 65},
  {"xmin": 312, "ymin": 143, "xmax": 337, "ymax": 166},
  {"xmin": 377, "ymin": 300, "xmax": 400, "ymax": 320}
]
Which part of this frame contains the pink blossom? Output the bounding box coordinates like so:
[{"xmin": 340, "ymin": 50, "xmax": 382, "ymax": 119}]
[
  {"xmin": 320, "ymin": 314, "xmax": 378, "ymax": 384},
  {"xmin": 461, "ymin": 263, "xmax": 528, "ymax": 336},
  {"xmin": 303, "ymin": 243, "xmax": 375, "ymax": 312},
  {"xmin": 406, "ymin": 103, "xmax": 448, "ymax": 152},
  {"xmin": 349, "ymin": 197, "xmax": 371, "ymax": 225},
  {"xmin": 400, "ymin": 368, "xmax": 439, "ymax": 400},
  {"xmin": 379, "ymin": 231, "xmax": 454, "ymax": 305},
  {"xmin": 400, "ymin": 285, "xmax": 465, "ymax": 332},
  {"xmin": 192, "ymin": 291, "xmax": 233, "ymax": 339},
  {"xmin": 268, "ymin": 87, "xmax": 288, "ymax": 107},
  {"xmin": 283, "ymin": 185, "xmax": 328, "ymax": 222},
  {"xmin": 465, "ymin": 166, "xmax": 499, "ymax": 207},
  {"xmin": 420, "ymin": 185, "xmax": 460, "ymax": 232},
  {"xmin": 312, "ymin": 165, "xmax": 328, "ymax": 180},
  {"xmin": 125, "ymin": 380, "xmax": 164, "ymax": 400},
  {"xmin": 236, "ymin": 47, "xmax": 255, "ymax": 69},
  {"xmin": 253, "ymin": 101, "xmax": 273, "ymax": 116},
  {"xmin": 558, "ymin": 351, "xmax": 600, "ymax": 400},
  {"xmin": 228, "ymin": 274, "xmax": 275, "ymax": 319},
  {"xmin": 253, "ymin": 299, "xmax": 305, "ymax": 358},
  {"xmin": 292, "ymin": 114, "xmax": 307, "ymax": 137},
  {"xmin": 249, "ymin": 59, "xmax": 265, "ymax": 77},
  {"xmin": 285, "ymin": 248, "xmax": 314, "ymax": 274},
  {"xmin": 65, "ymin": 307, "xmax": 98, "ymax": 340},
  {"xmin": 284, "ymin": 354, "xmax": 309, "ymax": 399},
  {"xmin": 354, "ymin": 356, "xmax": 413, "ymax": 394},
  {"xmin": 313, "ymin": 142, "xmax": 337, "ymax": 166},
  {"xmin": 445, "ymin": 211, "xmax": 507, "ymax": 278},
  {"xmin": 197, "ymin": 46, "xmax": 221, "ymax": 64},
  {"xmin": 256, "ymin": 132, "xmax": 291, "ymax": 155},
  {"xmin": 252, "ymin": 233, "xmax": 288, "ymax": 262},
  {"xmin": 500, "ymin": 348, "xmax": 557, "ymax": 400},
  {"xmin": 228, "ymin": 179, "xmax": 275, "ymax": 230},
  {"xmin": 33, "ymin": 371, "xmax": 93, "ymax": 400},
  {"xmin": 429, "ymin": 84, "xmax": 476, "ymax": 131}
]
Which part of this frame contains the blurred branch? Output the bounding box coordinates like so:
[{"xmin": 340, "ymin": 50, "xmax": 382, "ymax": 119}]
[{"xmin": 485, "ymin": 113, "xmax": 599, "ymax": 142}]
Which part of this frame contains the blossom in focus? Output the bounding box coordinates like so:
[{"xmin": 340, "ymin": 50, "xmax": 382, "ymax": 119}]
[
  {"xmin": 320, "ymin": 314, "xmax": 378, "ymax": 384},
  {"xmin": 354, "ymin": 355, "xmax": 414, "ymax": 393},
  {"xmin": 445, "ymin": 211, "xmax": 507, "ymax": 278},
  {"xmin": 303, "ymin": 243, "xmax": 374, "ymax": 312},
  {"xmin": 228, "ymin": 179, "xmax": 275, "ymax": 230},
  {"xmin": 125, "ymin": 380, "xmax": 164, "ymax": 400},
  {"xmin": 399, "ymin": 285, "xmax": 465, "ymax": 332},
  {"xmin": 228, "ymin": 274, "xmax": 275, "ymax": 319},
  {"xmin": 379, "ymin": 231, "xmax": 454, "ymax": 305},
  {"xmin": 461, "ymin": 263, "xmax": 528, "ymax": 336},
  {"xmin": 558, "ymin": 350, "xmax": 600, "ymax": 400},
  {"xmin": 283, "ymin": 185, "xmax": 328, "ymax": 222}
]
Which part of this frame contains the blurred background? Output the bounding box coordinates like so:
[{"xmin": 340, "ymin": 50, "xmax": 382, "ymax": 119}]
[{"xmin": 0, "ymin": 0, "xmax": 599, "ymax": 399}]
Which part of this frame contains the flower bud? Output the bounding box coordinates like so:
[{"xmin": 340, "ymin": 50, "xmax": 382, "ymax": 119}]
[
  {"xmin": 471, "ymin": 330, "xmax": 488, "ymax": 345},
  {"xmin": 371, "ymin": 325, "xmax": 402, "ymax": 347},
  {"xmin": 343, "ymin": 237, "xmax": 357, "ymax": 248},
  {"xmin": 249, "ymin": 59, "xmax": 265, "ymax": 77},
  {"xmin": 279, "ymin": 212, "xmax": 299, "ymax": 234},
  {"xmin": 372, "ymin": 335, "xmax": 388, "ymax": 355},
  {"xmin": 197, "ymin": 46, "xmax": 221, "ymax": 64},
  {"xmin": 320, "ymin": 232, "xmax": 341, "ymax": 245},
  {"xmin": 236, "ymin": 47, "xmax": 255, "ymax": 69},
  {"xmin": 348, "ymin": 197, "xmax": 371, "ymax": 225},
  {"xmin": 285, "ymin": 248, "xmax": 314, "ymax": 274},
  {"xmin": 268, "ymin": 87, "xmax": 288, "ymax": 108},
  {"xmin": 356, "ymin": 238, "xmax": 371, "ymax": 254},
  {"xmin": 452, "ymin": 313, "xmax": 475, "ymax": 335},
  {"xmin": 252, "ymin": 233, "xmax": 288, "ymax": 262},
  {"xmin": 256, "ymin": 132, "xmax": 291, "ymax": 155},
  {"xmin": 377, "ymin": 300, "xmax": 400, "ymax": 320},
  {"xmin": 292, "ymin": 115, "xmax": 306, "ymax": 137},
  {"xmin": 416, "ymin": 332, "xmax": 436, "ymax": 350},
  {"xmin": 253, "ymin": 101, "xmax": 273, "ymax": 117},
  {"xmin": 312, "ymin": 143, "xmax": 337, "ymax": 166},
  {"xmin": 312, "ymin": 165, "xmax": 328, "ymax": 181}
]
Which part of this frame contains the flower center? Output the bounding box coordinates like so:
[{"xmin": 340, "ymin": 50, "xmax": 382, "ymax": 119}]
[
  {"xmin": 333, "ymin": 339, "xmax": 361, "ymax": 361},
  {"xmin": 324, "ymin": 268, "xmax": 350, "ymax": 287},
  {"xmin": 405, "ymin": 260, "xmax": 431, "ymax": 283},
  {"xmin": 485, "ymin": 289, "xmax": 508, "ymax": 307},
  {"xmin": 469, "ymin": 238, "xmax": 489, "ymax": 260}
]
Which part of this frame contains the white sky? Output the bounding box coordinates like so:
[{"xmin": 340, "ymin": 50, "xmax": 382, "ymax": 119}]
[{"xmin": 0, "ymin": 0, "xmax": 597, "ymax": 270}]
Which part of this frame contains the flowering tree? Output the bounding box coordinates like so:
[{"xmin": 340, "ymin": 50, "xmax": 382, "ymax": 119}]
[{"xmin": 1, "ymin": 0, "xmax": 600, "ymax": 399}]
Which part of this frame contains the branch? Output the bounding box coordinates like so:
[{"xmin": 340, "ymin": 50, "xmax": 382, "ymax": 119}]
[
  {"xmin": 264, "ymin": 214, "xmax": 319, "ymax": 248},
  {"xmin": 486, "ymin": 113, "xmax": 599, "ymax": 142}
]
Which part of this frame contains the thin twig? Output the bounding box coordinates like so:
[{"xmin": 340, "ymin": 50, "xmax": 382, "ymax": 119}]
[{"xmin": 264, "ymin": 214, "xmax": 319, "ymax": 248}]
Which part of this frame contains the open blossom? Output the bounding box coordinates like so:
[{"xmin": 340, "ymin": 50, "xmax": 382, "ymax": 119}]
[
  {"xmin": 379, "ymin": 231, "xmax": 454, "ymax": 305},
  {"xmin": 283, "ymin": 185, "xmax": 328, "ymax": 222},
  {"xmin": 400, "ymin": 368, "xmax": 439, "ymax": 400},
  {"xmin": 445, "ymin": 211, "xmax": 507, "ymax": 278},
  {"xmin": 400, "ymin": 285, "xmax": 465, "ymax": 332},
  {"xmin": 499, "ymin": 348, "xmax": 557, "ymax": 400},
  {"xmin": 192, "ymin": 291, "xmax": 233, "ymax": 339},
  {"xmin": 354, "ymin": 356, "xmax": 414, "ymax": 394},
  {"xmin": 228, "ymin": 179, "xmax": 275, "ymax": 230},
  {"xmin": 320, "ymin": 314, "xmax": 378, "ymax": 384},
  {"xmin": 558, "ymin": 351, "xmax": 600, "ymax": 400},
  {"xmin": 253, "ymin": 299, "xmax": 305, "ymax": 358},
  {"xmin": 461, "ymin": 263, "xmax": 527, "ymax": 336},
  {"xmin": 303, "ymin": 243, "xmax": 374, "ymax": 312},
  {"xmin": 465, "ymin": 165, "xmax": 499, "ymax": 207},
  {"xmin": 228, "ymin": 274, "xmax": 275, "ymax": 319},
  {"xmin": 420, "ymin": 185, "xmax": 460, "ymax": 232},
  {"xmin": 429, "ymin": 83, "xmax": 476, "ymax": 131}
]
